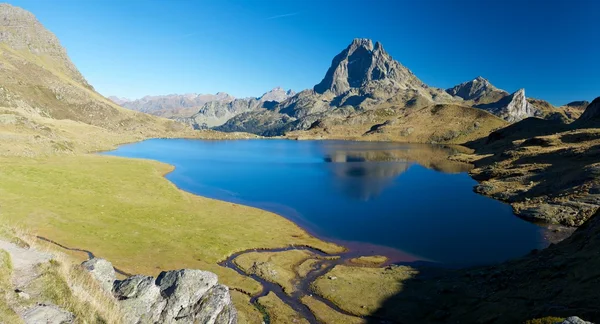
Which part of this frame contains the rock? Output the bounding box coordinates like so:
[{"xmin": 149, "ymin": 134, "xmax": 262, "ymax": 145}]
[
  {"xmin": 83, "ymin": 259, "xmax": 237, "ymax": 324},
  {"xmin": 559, "ymin": 316, "xmax": 593, "ymax": 324},
  {"xmin": 475, "ymin": 88, "xmax": 537, "ymax": 122},
  {"xmin": 113, "ymin": 275, "xmax": 162, "ymax": 323},
  {"xmin": 81, "ymin": 258, "xmax": 116, "ymax": 293},
  {"xmin": 22, "ymin": 303, "xmax": 75, "ymax": 324}
]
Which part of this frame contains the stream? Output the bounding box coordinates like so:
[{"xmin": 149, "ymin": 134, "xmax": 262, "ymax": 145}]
[{"xmin": 37, "ymin": 236, "xmax": 396, "ymax": 323}]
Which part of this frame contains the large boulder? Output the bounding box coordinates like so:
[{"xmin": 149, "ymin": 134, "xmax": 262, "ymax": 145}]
[{"xmin": 82, "ymin": 258, "xmax": 237, "ymax": 324}]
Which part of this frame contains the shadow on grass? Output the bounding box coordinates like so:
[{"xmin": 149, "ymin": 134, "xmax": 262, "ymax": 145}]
[{"xmin": 366, "ymin": 211, "xmax": 600, "ymax": 323}]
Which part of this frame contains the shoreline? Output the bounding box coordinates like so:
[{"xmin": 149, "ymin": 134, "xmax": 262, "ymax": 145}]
[{"xmin": 102, "ymin": 137, "xmax": 555, "ymax": 267}]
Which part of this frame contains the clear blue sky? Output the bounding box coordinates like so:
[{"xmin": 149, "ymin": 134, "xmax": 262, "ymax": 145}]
[{"xmin": 8, "ymin": 0, "xmax": 599, "ymax": 105}]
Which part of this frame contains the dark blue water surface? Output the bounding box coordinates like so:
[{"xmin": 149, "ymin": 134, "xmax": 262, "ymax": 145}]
[{"xmin": 105, "ymin": 139, "xmax": 546, "ymax": 267}]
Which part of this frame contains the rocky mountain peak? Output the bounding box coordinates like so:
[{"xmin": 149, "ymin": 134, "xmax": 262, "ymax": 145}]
[
  {"xmin": 0, "ymin": 4, "xmax": 91, "ymax": 88},
  {"xmin": 259, "ymin": 87, "xmax": 296, "ymax": 102},
  {"xmin": 313, "ymin": 38, "xmax": 423, "ymax": 96},
  {"xmin": 446, "ymin": 76, "xmax": 506, "ymax": 102}
]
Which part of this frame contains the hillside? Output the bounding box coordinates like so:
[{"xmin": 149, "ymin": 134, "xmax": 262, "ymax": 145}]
[
  {"xmin": 287, "ymin": 103, "xmax": 507, "ymax": 144},
  {"xmin": 0, "ymin": 3, "xmax": 233, "ymax": 157}
]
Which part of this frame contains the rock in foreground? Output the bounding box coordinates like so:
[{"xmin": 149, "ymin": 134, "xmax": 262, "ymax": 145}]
[{"xmin": 82, "ymin": 258, "xmax": 237, "ymax": 324}]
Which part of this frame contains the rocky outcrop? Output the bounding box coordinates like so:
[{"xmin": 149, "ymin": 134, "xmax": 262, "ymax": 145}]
[
  {"xmin": 82, "ymin": 258, "xmax": 237, "ymax": 324},
  {"xmin": 475, "ymin": 88, "xmax": 538, "ymax": 122}
]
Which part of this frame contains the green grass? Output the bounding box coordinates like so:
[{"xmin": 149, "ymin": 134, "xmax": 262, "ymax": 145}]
[{"xmin": 0, "ymin": 154, "xmax": 343, "ymax": 294}]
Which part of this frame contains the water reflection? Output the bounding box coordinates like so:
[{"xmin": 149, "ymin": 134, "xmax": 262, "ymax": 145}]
[{"xmin": 322, "ymin": 143, "xmax": 473, "ymax": 200}]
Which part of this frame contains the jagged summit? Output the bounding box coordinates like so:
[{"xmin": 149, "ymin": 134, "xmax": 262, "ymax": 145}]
[
  {"xmin": 313, "ymin": 38, "xmax": 424, "ymax": 96},
  {"xmin": 259, "ymin": 87, "xmax": 296, "ymax": 102},
  {"xmin": 0, "ymin": 3, "xmax": 91, "ymax": 88},
  {"xmin": 446, "ymin": 76, "xmax": 508, "ymax": 103},
  {"xmin": 475, "ymin": 88, "xmax": 537, "ymax": 122}
]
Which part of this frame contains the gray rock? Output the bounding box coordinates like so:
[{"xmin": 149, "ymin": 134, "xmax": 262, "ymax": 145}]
[
  {"xmin": 558, "ymin": 316, "xmax": 593, "ymax": 324},
  {"xmin": 22, "ymin": 303, "xmax": 75, "ymax": 324},
  {"xmin": 113, "ymin": 275, "xmax": 162, "ymax": 323},
  {"xmin": 83, "ymin": 259, "xmax": 237, "ymax": 324},
  {"xmin": 155, "ymin": 269, "xmax": 219, "ymax": 321},
  {"xmin": 81, "ymin": 258, "xmax": 116, "ymax": 293}
]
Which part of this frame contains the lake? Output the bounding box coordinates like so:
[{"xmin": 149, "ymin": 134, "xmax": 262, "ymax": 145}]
[{"xmin": 104, "ymin": 139, "xmax": 546, "ymax": 266}]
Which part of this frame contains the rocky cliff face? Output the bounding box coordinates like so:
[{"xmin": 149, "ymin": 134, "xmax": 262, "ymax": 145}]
[
  {"xmin": 474, "ymin": 88, "xmax": 538, "ymax": 122},
  {"xmin": 314, "ymin": 39, "xmax": 425, "ymax": 96},
  {"xmin": 83, "ymin": 258, "xmax": 237, "ymax": 324}
]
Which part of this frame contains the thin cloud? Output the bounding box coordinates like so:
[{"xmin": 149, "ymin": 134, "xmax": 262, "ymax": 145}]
[{"xmin": 266, "ymin": 12, "xmax": 299, "ymax": 20}]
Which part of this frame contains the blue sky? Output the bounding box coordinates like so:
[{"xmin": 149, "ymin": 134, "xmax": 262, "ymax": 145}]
[{"xmin": 9, "ymin": 0, "xmax": 599, "ymax": 105}]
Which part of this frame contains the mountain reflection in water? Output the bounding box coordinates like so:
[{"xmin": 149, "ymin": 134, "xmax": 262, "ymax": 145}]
[{"xmin": 321, "ymin": 143, "xmax": 472, "ymax": 200}]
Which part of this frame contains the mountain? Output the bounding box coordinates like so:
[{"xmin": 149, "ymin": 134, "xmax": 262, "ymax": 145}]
[
  {"xmin": 0, "ymin": 4, "xmax": 197, "ymax": 157},
  {"xmin": 445, "ymin": 76, "xmax": 508, "ymax": 104},
  {"xmin": 178, "ymin": 87, "xmax": 295, "ymax": 129},
  {"xmin": 108, "ymin": 96, "xmax": 131, "ymax": 105},
  {"xmin": 113, "ymin": 92, "xmax": 235, "ymax": 118},
  {"xmin": 217, "ymin": 39, "xmax": 515, "ymax": 140}
]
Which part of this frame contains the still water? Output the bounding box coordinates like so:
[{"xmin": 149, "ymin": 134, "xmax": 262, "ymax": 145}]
[{"xmin": 105, "ymin": 139, "xmax": 546, "ymax": 266}]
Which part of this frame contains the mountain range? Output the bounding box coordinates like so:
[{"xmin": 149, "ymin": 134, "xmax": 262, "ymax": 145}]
[{"xmin": 115, "ymin": 38, "xmax": 588, "ymax": 141}]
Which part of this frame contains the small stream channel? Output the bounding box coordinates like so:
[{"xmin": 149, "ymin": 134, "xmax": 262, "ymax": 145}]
[{"xmin": 37, "ymin": 236, "xmax": 396, "ymax": 323}]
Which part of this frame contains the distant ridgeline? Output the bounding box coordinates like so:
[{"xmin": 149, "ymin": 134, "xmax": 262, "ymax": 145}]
[{"xmin": 112, "ymin": 38, "xmax": 589, "ymax": 143}]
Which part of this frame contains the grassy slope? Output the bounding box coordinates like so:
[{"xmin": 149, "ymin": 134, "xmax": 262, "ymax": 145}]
[
  {"xmin": 0, "ymin": 154, "xmax": 342, "ymax": 295},
  {"xmin": 287, "ymin": 104, "xmax": 507, "ymax": 144}
]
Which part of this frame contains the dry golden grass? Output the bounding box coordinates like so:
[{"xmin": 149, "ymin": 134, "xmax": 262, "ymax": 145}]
[
  {"xmin": 257, "ymin": 292, "xmax": 308, "ymax": 324},
  {"xmin": 348, "ymin": 255, "xmax": 388, "ymax": 266},
  {"xmin": 234, "ymin": 250, "xmax": 316, "ymax": 294},
  {"xmin": 229, "ymin": 291, "xmax": 264, "ymax": 324},
  {"xmin": 301, "ymin": 296, "xmax": 366, "ymax": 324},
  {"xmin": 287, "ymin": 104, "xmax": 507, "ymax": 144},
  {"xmin": 311, "ymin": 265, "xmax": 418, "ymax": 316}
]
